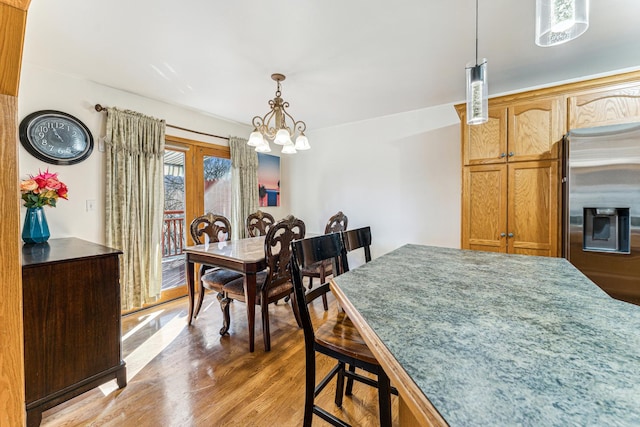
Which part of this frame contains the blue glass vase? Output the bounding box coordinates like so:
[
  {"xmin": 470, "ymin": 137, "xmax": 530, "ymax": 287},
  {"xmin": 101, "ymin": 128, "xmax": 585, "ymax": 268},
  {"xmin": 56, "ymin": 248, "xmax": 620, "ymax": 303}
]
[{"xmin": 22, "ymin": 207, "xmax": 51, "ymax": 244}]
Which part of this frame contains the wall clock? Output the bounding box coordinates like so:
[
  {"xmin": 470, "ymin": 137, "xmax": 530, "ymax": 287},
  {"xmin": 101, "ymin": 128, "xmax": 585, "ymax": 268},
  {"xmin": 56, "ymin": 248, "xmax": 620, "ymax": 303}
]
[{"xmin": 19, "ymin": 110, "xmax": 94, "ymax": 165}]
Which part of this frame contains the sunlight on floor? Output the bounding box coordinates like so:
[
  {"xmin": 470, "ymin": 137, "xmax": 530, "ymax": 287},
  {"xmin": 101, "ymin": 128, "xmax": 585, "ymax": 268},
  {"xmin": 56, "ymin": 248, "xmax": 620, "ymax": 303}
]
[{"xmin": 99, "ymin": 309, "xmax": 186, "ymax": 396}]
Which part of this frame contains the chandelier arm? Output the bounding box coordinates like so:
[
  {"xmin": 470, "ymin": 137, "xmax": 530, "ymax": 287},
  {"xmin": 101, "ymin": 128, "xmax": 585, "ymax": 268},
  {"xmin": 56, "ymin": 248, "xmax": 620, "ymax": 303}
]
[
  {"xmin": 293, "ymin": 120, "xmax": 307, "ymax": 135},
  {"xmin": 279, "ymin": 103, "xmax": 306, "ymax": 136},
  {"xmin": 254, "ymin": 107, "xmax": 279, "ymax": 140},
  {"xmin": 252, "ymin": 116, "xmax": 265, "ymax": 129}
]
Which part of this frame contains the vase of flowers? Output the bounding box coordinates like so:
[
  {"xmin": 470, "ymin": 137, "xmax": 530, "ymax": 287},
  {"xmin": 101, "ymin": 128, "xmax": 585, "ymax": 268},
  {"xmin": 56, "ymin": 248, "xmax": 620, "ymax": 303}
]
[{"xmin": 20, "ymin": 170, "xmax": 68, "ymax": 244}]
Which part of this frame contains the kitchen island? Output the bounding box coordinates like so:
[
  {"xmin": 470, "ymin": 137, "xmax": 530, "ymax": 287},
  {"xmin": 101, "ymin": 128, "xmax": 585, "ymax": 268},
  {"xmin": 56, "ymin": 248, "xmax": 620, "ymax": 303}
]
[{"xmin": 330, "ymin": 244, "xmax": 640, "ymax": 426}]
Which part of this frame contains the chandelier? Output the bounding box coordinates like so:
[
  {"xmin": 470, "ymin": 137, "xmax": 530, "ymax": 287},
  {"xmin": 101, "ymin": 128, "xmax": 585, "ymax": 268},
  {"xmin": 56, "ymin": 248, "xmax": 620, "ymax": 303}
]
[{"xmin": 247, "ymin": 73, "xmax": 310, "ymax": 154}]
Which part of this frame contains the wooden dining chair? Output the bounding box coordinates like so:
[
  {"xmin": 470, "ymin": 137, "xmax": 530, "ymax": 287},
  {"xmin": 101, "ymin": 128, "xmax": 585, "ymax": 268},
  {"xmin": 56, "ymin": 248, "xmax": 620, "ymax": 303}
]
[
  {"xmin": 290, "ymin": 232, "xmax": 393, "ymax": 427},
  {"xmin": 246, "ymin": 209, "xmax": 276, "ymax": 237},
  {"xmin": 189, "ymin": 213, "xmax": 243, "ymax": 319},
  {"xmin": 220, "ymin": 215, "xmax": 305, "ymax": 351},
  {"xmin": 300, "ymin": 211, "xmax": 348, "ymax": 310},
  {"xmin": 340, "ymin": 226, "xmax": 373, "ymax": 397},
  {"xmin": 343, "ymin": 226, "xmax": 372, "ymax": 263}
]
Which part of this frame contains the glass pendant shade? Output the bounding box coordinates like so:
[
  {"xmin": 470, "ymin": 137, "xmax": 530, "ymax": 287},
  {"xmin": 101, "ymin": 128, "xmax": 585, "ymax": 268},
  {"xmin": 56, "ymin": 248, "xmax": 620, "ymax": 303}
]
[
  {"xmin": 281, "ymin": 143, "xmax": 297, "ymax": 154},
  {"xmin": 535, "ymin": 0, "xmax": 589, "ymax": 47},
  {"xmin": 248, "ymin": 131, "xmax": 264, "ymax": 147},
  {"xmin": 255, "ymin": 139, "xmax": 271, "ymax": 153},
  {"xmin": 273, "ymin": 129, "xmax": 293, "ymax": 145},
  {"xmin": 466, "ymin": 60, "xmax": 488, "ymax": 125},
  {"xmin": 294, "ymin": 134, "xmax": 310, "ymax": 150}
]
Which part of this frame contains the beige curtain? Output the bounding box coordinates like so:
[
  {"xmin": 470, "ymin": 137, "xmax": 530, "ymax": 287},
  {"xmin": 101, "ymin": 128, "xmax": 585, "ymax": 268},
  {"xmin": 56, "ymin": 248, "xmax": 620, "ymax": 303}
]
[
  {"xmin": 105, "ymin": 107, "xmax": 166, "ymax": 310},
  {"xmin": 230, "ymin": 136, "xmax": 259, "ymax": 240}
]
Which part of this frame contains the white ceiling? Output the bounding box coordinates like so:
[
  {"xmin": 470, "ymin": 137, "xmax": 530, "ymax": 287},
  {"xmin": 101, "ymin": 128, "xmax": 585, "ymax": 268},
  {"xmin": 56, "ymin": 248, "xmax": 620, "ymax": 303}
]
[{"xmin": 21, "ymin": 0, "xmax": 640, "ymax": 131}]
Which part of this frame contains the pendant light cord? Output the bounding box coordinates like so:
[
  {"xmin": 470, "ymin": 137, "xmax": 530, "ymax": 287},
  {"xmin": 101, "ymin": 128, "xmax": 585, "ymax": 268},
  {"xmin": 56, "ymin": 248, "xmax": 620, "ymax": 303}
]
[{"xmin": 475, "ymin": 0, "xmax": 479, "ymax": 66}]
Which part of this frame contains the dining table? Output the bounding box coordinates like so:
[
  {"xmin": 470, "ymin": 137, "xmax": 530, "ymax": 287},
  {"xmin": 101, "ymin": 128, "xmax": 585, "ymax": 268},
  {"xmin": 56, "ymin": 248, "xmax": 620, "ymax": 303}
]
[
  {"xmin": 184, "ymin": 236, "xmax": 267, "ymax": 352},
  {"xmin": 330, "ymin": 244, "xmax": 640, "ymax": 426}
]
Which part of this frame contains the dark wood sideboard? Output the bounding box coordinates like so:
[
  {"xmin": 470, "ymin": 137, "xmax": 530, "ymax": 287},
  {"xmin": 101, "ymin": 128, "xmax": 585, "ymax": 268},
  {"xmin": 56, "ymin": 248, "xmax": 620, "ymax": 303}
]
[{"xmin": 22, "ymin": 238, "xmax": 127, "ymax": 427}]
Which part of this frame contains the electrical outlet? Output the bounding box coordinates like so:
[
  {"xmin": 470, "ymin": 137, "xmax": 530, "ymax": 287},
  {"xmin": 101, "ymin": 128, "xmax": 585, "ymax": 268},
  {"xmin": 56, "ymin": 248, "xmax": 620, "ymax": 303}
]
[{"xmin": 86, "ymin": 200, "xmax": 96, "ymax": 212}]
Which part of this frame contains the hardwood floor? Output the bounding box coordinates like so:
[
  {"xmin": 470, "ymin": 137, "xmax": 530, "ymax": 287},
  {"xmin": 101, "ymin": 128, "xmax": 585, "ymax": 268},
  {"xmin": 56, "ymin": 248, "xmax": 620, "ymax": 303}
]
[{"xmin": 41, "ymin": 292, "xmax": 399, "ymax": 426}]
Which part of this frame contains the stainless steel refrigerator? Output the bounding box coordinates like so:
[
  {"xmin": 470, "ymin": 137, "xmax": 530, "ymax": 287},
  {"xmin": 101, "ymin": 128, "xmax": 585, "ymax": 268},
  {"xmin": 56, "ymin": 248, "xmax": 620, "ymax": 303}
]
[{"xmin": 565, "ymin": 122, "xmax": 640, "ymax": 305}]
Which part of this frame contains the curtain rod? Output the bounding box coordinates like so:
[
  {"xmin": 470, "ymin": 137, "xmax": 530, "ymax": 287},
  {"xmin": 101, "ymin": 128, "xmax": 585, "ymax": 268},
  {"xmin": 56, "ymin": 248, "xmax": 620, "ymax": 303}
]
[{"xmin": 94, "ymin": 104, "xmax": 230, "ymax": 141}]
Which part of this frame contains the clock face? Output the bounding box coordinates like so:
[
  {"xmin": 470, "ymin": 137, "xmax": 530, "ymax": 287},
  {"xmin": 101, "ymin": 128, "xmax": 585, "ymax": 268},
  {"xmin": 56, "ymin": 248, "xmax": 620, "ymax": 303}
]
[{"xmin": 19, "ymin": 110, "xmax": 94, "ymax": 165}]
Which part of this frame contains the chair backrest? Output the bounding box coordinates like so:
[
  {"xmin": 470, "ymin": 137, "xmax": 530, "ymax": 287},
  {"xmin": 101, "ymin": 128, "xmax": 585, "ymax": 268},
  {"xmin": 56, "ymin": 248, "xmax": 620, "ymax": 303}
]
[
  {"xmin": 246, "ymin": 210, "xmax": 276, "ymax": 237},
  {"xmin": 342, "ymin": 226, "xmax": 372, "ymax": 264},
  {"xmin": 189, "ymin": 213, "xmax": 232, "ymax": 244},
  {"xmin": 324, "ymin": 211, "xmax": 348, "ymax": 234},
  {"xmin": 290, "ymin": 233, "xmax": 348, "ymax": 342},
  {"xmin": 263, "ymin": 215, "xmax": 306, "ymax": 290}
]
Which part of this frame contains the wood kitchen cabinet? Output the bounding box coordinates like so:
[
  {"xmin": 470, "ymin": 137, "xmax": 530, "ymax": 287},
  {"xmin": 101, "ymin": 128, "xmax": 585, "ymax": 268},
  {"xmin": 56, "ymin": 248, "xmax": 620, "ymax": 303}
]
[
  {"xmin": 459, "ymin": 96, "xmax": 563, "ymax": 257},
  {"xmin": 22, "ymin": 238, "xmax": 127, "ymax": 427},
  {"xmin": 462, "ymin": 106, "xmax": 507, "ymax": 165},
  {"xmin": 568, "ymin": 83, "xmax": 640, "ymax": 129},
  {"xmin": 462, "ymin": 161, "xmax": 559, "ymax": 256},
  {"xmin": 457, "ymin": 70, "xmax": 640, "ymax": 259},
  {"xmin": 462, "ymin": 97, "xmax": 563, "ymax": 166}
]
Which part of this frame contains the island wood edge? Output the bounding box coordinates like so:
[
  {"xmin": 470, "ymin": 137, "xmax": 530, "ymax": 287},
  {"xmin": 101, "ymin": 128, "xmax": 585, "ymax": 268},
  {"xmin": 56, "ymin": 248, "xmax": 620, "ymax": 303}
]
[{"xmin": 330, "ymin": 279, "xmax": 448, "ymax": 427}]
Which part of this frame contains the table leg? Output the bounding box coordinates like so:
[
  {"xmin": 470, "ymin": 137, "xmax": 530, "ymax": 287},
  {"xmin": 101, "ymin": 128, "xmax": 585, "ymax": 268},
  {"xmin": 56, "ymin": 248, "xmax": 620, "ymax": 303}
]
[
  {"xmin": 244, "ymin": 272, "xmax": 257, "ymax": 352},
  {"xmin": 186, "ymin": 258, "xmax": 195, "ymax": 325}
]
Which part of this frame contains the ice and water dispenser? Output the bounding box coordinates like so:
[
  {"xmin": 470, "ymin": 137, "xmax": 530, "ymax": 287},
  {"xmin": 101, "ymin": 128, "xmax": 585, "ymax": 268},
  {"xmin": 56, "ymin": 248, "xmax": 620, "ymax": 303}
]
[{"xmin": 583, "ymin": 207, "xmax": 630, "ymax": 253}]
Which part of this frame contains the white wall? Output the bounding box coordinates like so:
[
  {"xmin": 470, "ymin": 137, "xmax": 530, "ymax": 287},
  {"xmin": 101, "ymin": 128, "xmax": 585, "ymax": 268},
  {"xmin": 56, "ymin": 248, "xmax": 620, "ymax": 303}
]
[
  {"xmin": 18, "ymin": 64, "xmax": 462, "ymax": 253},
  {"xmin": 288, "ymin": 104, "xmax": 462, "ymax": 260},
  {"xmin": 18, "ymin": 64, "xmax": 260, "ymax": 244}
]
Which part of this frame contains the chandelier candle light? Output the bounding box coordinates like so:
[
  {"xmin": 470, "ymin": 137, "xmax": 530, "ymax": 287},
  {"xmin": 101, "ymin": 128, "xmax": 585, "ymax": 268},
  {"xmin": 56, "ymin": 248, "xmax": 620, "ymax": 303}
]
[
  {"xmin": 536, "ymin": 0, "xmax": 589, "ymax": 47},
  {"xmin": 466, "ymin": 0, "xmax": 488, "ymax": 125},
  {"xmin": 247, "ymin": 73, "xmax": 310, "ymax": 154}
]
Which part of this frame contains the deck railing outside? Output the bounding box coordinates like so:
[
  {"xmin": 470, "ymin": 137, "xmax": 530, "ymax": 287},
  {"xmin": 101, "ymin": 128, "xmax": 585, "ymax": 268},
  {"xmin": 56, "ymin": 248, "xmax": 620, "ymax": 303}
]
[{"xmin": 163, "ymin": 210, "xmax": 185, "ymax": 258}]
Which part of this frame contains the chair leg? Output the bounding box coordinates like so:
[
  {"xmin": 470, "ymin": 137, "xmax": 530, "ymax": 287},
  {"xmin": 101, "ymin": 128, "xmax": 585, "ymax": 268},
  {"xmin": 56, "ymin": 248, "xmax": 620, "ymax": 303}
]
[
  {"xmin": 320, "ymin": 271, "xmax": 328, "ymax": 311},
  {"xmin": 290, "ymin": 291, "xmax": 303, "ymax": 328},
  {"xmin": 219, "ymin": 296, "xmax": 231, "ymax": 336},
  {"xmin": 334, "ymin": 361, "xmax": 346, "ymax": 408},
  {"xmin": 303, "ymin": 351, "xmax": 315, "ymax": 427},
  {"xmin": 194, "ymin": 281, "xmax": 206, "ymax": 318},
  {"xmin": 345, "ymin": 364, "xmax": 356, "ymax": 396},
  {"xmin": 262, "ymin": 298, "xmax": 271, "ymax": 352},
  {"xmin": 377, "ymin": 367, "xmax": 392, "ymax": 427}
]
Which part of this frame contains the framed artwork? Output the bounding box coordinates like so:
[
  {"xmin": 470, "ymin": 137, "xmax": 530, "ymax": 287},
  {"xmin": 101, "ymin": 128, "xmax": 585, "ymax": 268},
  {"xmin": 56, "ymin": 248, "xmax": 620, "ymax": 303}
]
[{"xmin": 257, "ymin": 153, "xmax": 280, "ymax": 207}]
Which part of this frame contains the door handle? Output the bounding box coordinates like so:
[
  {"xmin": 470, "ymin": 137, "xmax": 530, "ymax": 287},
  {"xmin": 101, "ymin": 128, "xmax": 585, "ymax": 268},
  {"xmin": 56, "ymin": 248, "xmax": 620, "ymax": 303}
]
[
  {"xmin": 500, "ymin": 152, "xmax": 506, "ymax": 158},
  {"xmin": 508, "ymin": 152, "xmax": 515, "ymax": 157},
  {"xmin": 508, "ymin": 232, "xmax": 514, "ymax": 238},
  {"xmin": 500, "ymin": 233, "xmax": 506, "ymax": 238}
]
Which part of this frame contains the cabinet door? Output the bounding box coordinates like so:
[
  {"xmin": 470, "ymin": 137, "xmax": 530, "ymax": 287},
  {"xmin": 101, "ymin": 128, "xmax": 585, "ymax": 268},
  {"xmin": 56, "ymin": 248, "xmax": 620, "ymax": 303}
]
[
  {"xmin": 462, "ymin": 164, "xmax": 508, "ymax": 252},
  {"xmin": 507, "ymin": 160, "xmax": 559, "ymax": 256},
  {"xmin": 569, "ymin": 84, "xmax": 640, "ymax": 129},
  {"xmin": 508, "ymin": 97, "xmax": 563, "ymax": 162},
  {"xmin": 23, "ymin": 254, "xmax": 121, "ymax": 403},
  {"xmin": 462, "ymin": 106, "xmax": 507, "ymax": 165}
]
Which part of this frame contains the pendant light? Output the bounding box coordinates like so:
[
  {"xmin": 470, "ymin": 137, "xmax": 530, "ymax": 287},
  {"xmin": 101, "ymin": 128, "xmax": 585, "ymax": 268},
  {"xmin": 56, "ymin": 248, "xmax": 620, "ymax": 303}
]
[
  {"xmin": 536, "ymin": 0, "xmax": 589, "ymax": 47},
  {"xmin": 466, "ymin": 0, "xmax": 488, "ymax": 125}
]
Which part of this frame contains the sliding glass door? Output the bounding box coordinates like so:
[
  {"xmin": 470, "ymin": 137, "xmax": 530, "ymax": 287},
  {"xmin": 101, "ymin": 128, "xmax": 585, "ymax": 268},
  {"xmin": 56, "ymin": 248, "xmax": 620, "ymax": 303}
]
[
  {"xmin": 153, "ymin": 137, "xmax": 232, "ymax": 308},
  {"xmin": 160, "ymin": 148, "xmax": 187, "ymax": 301}
]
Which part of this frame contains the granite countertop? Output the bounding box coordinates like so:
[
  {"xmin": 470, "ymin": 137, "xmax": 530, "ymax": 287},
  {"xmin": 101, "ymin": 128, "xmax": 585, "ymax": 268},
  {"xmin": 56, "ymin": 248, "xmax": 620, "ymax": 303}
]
[{"xmin": 332, "ymin": 244, "xmax": 640, "ymax": 426}]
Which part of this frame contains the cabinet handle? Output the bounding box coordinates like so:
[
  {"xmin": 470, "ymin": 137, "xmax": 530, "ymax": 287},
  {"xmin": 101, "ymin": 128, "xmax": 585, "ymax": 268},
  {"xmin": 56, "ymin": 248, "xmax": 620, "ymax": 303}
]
[
  {"xmin": 500, "ymin": 152, "xmax": 506, "ymax": 158},
  {"xmin": 500, "ymin": 233, "xmax": 506, "ymax": 238},
  {"xmin": 508, "ymin": 232, "xmax": 514, "ymax": 238},
  {"xmin": 508, "ymin": 152, "xmax": 515, "ymax": 157}
]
